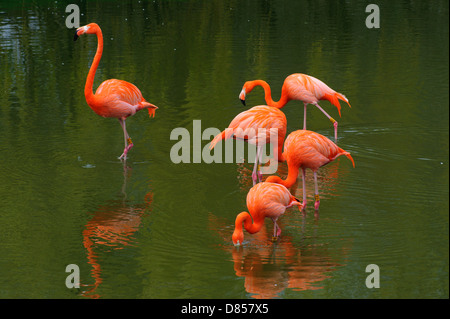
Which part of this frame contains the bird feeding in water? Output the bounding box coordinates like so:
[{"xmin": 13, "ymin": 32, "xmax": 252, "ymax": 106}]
[
  {"xmin": 209, "ymin": 105, "xmax": 287, "ymax": 185},
  {"xmin": 239, "ymin": 73, "xmax": 351, "ymax": 141},
  {"xmin": 232, "ymin": 182, "xmax": 302, "ymax": 245},
  {"xmin": 266, "ymin": 130, "xmax": 355, "ymax": 211}
]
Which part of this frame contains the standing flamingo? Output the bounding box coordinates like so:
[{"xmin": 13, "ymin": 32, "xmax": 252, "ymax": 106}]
[
  {"xmin": 74, "ymin": 23, "xmax": 158, "ymax": 160},
  {"xmin": 266, "ymin": 130, "xmax": 355, "ymax": 211},
  {"xmin": 232, "ymin": 182, "xmax": 301, "ymax": 245},
  {"xmin": 239, "ymin": 73, "xmax": 351, "ymax": 141},
  {"xmin": 209, "ymin": 105, "xmax": 287, "ymax": 185}
]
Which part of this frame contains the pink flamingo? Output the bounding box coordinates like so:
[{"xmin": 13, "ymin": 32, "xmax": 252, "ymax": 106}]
[
  {"xmin": 74, "ymin": 23, "xmax": 158, "ymax": 160},
  {"xmin": 210, "ymin": 105, "xmax": 287, "ymax": 185},
  {"xmin": 266, "ymin": 130, "xmax": 355, "ymax": 211},
  {"xmin": 232, "ymin": 182, "xmax": 302, "ymax": 245},
  {"xmin": 239, "ymin": 73, "xmax": 351, "ymax": 141}
]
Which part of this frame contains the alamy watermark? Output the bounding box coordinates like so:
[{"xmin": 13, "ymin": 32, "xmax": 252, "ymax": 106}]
[
  {"xmin": 365, "ymin": 264, "xmax": 380, "ymax": 288},
  {"xmin": 65, "ymin": 4, "xmax": 80, "ymax": 29},
  {"xmin": 170, "ymin": 120, "xmax": 280, "ymax": 175},
  {"xmin": 366, "ymin": 4, "xmax": 380, "ymax": 29},
  {"xmin": 65, "ymin": 264, "xmax": 80, "ymax": 289}
]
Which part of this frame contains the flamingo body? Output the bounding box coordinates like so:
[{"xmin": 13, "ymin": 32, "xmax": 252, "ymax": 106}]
[
  {"xmin": 74, "ymin": 23, "xmax": 158, "ymax": 160},
  {"xmin": 266, "ymin": 130, "xmax": 355, "ymax": 210},
  {"xmin": 280, "ymin": 74, "xmax": 350, "ymax": 115},
  {"xmin": 239, "ymin": 73, "xmax": 351, "ymax": 141},
  {"xmin": 91, "ymin": 79, "xmax": 157, "ymax": 119},
  {"xmin": 210, "ymin": 105, "xmax": 287, "ymax": 184},
  {"xmin": 232, "ymin": 182, "xmax": 301, "ymax": 245}
]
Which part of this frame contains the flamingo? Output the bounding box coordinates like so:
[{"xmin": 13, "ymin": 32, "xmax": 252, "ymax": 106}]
[
  {"xmin": 266, "ymin": 130, "xmax": 355, "ymax": 211},
  {"xmin": 232, "ymin": 182, "xmax": 302, "ymax": 245},
  {"xmin": 209, "ymin": 105, "xmax": 287, "ymax": 185},
  {"xmin": 239, "ymin": 73, "xmax": 351, "ymax": 141},
  {"xmin": 74, "ymin": 23, "xmax": 158, "ymax": 160}
]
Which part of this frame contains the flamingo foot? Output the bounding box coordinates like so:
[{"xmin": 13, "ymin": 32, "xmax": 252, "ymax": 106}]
[
  {"xmin": 271, "ymin": 229, "xmax": 281, "ymax": 241},
  {"xmin": 119, "ymin": 143, "xmax": 134, "ymax": 160},
  {"xmin": 251, "ymin": 172, "xmax": 258, "ymax": 185},
  {"xmin": 314, "ymin": 200, "xmax": 320, "ymax": 211},
  {"xmin": 333, "ymin": 121, "xmax": 338, "ymax": 142},
  {"xmin": 299, "ymin": 201, "xmax": 307, "ymax": 211},
  {"xmin": 314, "ymin": 194, "xmax": 320, "ymax": 210},
  {"xmin": 257, "ymin": 170, "xmax": 263, "ymax": 182}
]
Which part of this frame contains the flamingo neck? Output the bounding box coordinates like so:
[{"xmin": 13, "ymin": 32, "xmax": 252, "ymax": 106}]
[
  {"xmin": 235, "ymin": 211, "xmax": 263, "ymax": 235},
  {"xmin": 274, "ymin": 137, "xmax": 286, "ymax": 163},
  {"xmin": 265, "ymin": 161, "xmax": 299, "ymax": 188},
  {"xmin": 85, "ymin": 28, "xmax": 103, "ymax": 105},
  {"xmin": 249, "ymin": 80, "xmax": 289, "ymax": 109}
]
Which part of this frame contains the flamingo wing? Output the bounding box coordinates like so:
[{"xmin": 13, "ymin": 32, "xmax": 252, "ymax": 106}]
[
  {"xmin": 210, "ymin": 105, "xmax": 286, "ymax": 149},
  {"xmin": 93, "ymin": 79, "xmax": 156, "ymax": 118},
  {"xmin": 247, "ymin": 182, "xmax": 292, "ymax": 219},
  {"xmin": 95, "ymin": 79, "xmax": 144, "ymax": 105},
  {"xmin": 229, "ymin": 106, "xmax": 285, "ymax": 144}
]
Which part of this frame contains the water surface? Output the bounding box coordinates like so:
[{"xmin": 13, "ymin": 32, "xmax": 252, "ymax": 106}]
[{"xmin": 0, "ymin": 0, "xmax": 448, "ymax": 299}]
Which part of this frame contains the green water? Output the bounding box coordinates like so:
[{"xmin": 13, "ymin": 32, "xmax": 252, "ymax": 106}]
[{"xmin": 0, "ymin": 0, "xmax": 448, "ymax": 299}]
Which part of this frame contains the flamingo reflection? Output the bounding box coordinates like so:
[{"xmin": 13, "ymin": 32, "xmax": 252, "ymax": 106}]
[
  {"xmin": 81, "ymin": 165, "xmax": 153, "ymax": 298},
  {"xmin": 237, "ymin": 156, "xmax": 348, "ymax": 217},
  {"xmin": 209, "ymin": 213, "xmax": 350, "ymax": 298}
]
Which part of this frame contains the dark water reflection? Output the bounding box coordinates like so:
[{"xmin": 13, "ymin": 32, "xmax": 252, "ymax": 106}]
[
  {"xmin": 0, "ymin": 0, "xmax": 448, "ymax": 298},
  {"xmin": 81, "ymin": 165, "xmax": 153, "ymax": 298}
]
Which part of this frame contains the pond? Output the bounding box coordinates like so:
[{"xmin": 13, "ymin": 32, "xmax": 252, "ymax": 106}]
[{"xmin": 0, "ymin": 0, "xmax": 448, "ymax": 299}]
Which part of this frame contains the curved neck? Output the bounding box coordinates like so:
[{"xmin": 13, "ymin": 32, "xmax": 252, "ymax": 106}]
[
  {"xmin": 250, "ymin": 80, "xmax": 289, "ymax": 109},
  {"xmin": 85, "ymin": 28, "xmax": 103, "ymax": 104},
  {"xmin": 235, "ymin": 211, "xmax": 263, "ymax": 235},
  {"xmin": 265, "ymin": 161, "xmax": 299, "ymax": 188}
]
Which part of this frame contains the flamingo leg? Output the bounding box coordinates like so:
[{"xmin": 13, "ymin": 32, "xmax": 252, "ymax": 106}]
[
  {"xmin": 257, "ymin": 145, "xmax": 263, "ymax": 182},
  {"xmin": 252, "ymin": 145, "xmax": 263, "ymax": 185},
  {"xmin": 312, "ymin": 102, "xmax": 338, "ymax": 141},
  {"xmin": 251, "ymin": 147, "xmax": 259, "ymax": 185},
  {"xmin": 303, "ymin": 102, "xmax": 307, "ymax": 130},
  {"xmin": 271, "ymin": 219, "xmax": 281, "ymax": 242},
  {"xmin": 118, "ymin": 118, "xmax": 133, "ymax": 160},
  {"xmin": 301, "ymin": 168, "xmax": 307, "ymax": 210},
  {"xmin": 314, "ymin": 171, "xmax": 320, "ymax": 210}
]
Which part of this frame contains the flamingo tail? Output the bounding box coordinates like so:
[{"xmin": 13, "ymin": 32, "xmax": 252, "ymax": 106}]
[
  {"xmin": 138, "ymin": 101, "xmax": 158, "ymax": 118},
  {"xmin": 340, "ymin": 150, "xmax": 355, "ymax": 168},
  {"xmin": 323, "ymin": 92, "xmax": 351, "ymax": 117}
]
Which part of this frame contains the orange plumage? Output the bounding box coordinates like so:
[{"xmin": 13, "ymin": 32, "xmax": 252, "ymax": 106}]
[
  {"xmin": 210, "ymin": 105, "xmax": 287, "ymax": 184},
  {"xmin": 239, "ymin": 73, "xmax": 351, "ymax": 141},
  {"xmin": 74, "ymin": 23, "xmax": 158, "ymax": 160},
  {"xmin": 232, "ymin": 182, "xmax": 301, "ymax": 245},
  {"xmin": 266, "ymin": 130, "xmax": 354, "ymax": 210}
]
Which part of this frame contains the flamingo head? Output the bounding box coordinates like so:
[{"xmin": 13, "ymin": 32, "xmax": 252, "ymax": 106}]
[
  {"xmin": 239, "ymin": 87, "xmax": 246, "ymax": 106},
  {"xmin": 74, "ymin": 23, "xmax": 100, "ymax": 41},
  {"xmin": 232, "ymin": 229, "xmax": 244, "ymax": 246},
  {"xmin": 239, "ymin": 81, "xmax": 261, "ymax": 106},
  {"xmin": 232, "ymin": 211, "xmax": 254, "ymax": 246},
  {"xmin": 288, "ymin": 195, "xmax": 303, "ymax": 211}
]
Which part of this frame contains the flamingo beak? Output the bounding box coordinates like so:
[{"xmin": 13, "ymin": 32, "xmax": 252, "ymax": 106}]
[
  {"xmin": 74, "ymin": 28, "xmax": 84, "ymax": 41},
  {"xmin": 74, "ymin": 26, "xmax": 89, "ymax": 41},
  {"xmin": 239, "ymin": 89, "xmax": 246, "ymax": 106},
  {"xmin": 288, "ymin": 196, "xmax": 302, "ymax": 208}
]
